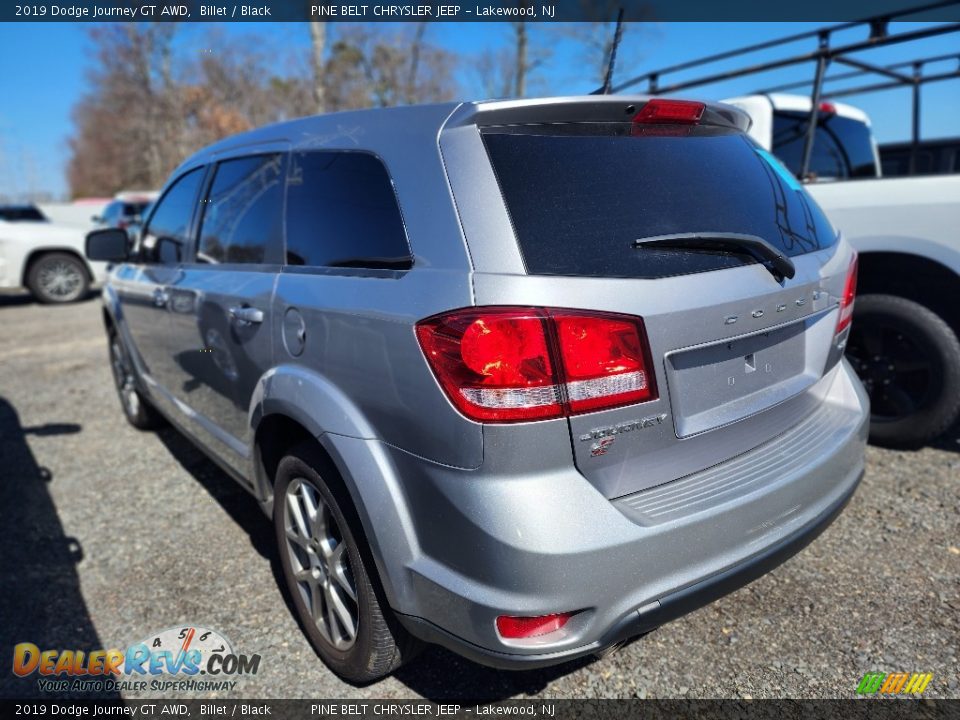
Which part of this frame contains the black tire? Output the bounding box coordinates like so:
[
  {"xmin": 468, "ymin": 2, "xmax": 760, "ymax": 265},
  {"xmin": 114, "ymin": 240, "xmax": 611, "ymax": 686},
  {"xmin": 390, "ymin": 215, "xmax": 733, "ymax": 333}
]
[
  {"xmin": 108, "ymin": 329, "xmax": 165, "ymax": 430},
  {"xmin": 273, "ymin": 443, "xmax": 420, "ymax": 683},
  {"xmin": 26, "ymin": 252, "xmax": 90, "ymax": 304},
  {"xmin": 846, "ymin": 294, "xmax": 960, "ymax": 449}
]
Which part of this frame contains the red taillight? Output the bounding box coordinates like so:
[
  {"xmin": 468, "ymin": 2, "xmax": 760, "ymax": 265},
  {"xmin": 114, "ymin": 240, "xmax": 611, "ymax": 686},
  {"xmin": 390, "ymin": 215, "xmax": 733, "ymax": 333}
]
[
  {"xmin": 416, "ymin": 307, "xmax": 657, "ymax": 423},
  {"xmin": 633, "ymin": 99, "xmax": 705, "ymax": 125},
  {"xmin": 553, "ymin": 312, "xmax": 654, "ymax": 413},
  {"xmin": 836, "ymin": 252, "xmax": 858, "ymax": 334},
  {"xmin": 415, "ymin": 308, "xmax": 561, "ymax": 422},
  {"xmin": 819, "ymin": 101, "xmax": 837, "ymax": 115},
  {"xmin": 496, "ymin": 612, "xmax": 573, "ymax": 639}
]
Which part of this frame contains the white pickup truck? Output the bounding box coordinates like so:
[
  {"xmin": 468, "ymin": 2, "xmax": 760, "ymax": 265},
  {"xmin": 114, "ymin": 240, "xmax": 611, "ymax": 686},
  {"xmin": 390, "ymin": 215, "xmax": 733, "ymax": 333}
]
[{"xmin": 725, "ymin": 93, "xmax": 960, "ymax": 447}]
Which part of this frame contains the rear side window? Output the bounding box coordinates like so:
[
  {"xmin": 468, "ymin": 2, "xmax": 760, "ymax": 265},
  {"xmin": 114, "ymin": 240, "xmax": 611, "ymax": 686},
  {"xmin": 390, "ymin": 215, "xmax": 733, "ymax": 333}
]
[
  {"xmin": 285, "ymin": 151, "xmax": 410, "ymax": 269},
  {"xmin": 198, "ymin": 154, "xmax": 285, "ymax": 265},
  {"xmin": 772, "ymin": 111, "xmax": 877, "ymax": 179},
  {"xmin": 141, "ymin": 168, "xmax": 205, "ymax": 264},
  {"xmin": 483, "ymin": 124, "xmax": 838, "ymax": 280},
  {"xmin": 0, "ymin": 206, "xmax": 46, "ymax": 221}
]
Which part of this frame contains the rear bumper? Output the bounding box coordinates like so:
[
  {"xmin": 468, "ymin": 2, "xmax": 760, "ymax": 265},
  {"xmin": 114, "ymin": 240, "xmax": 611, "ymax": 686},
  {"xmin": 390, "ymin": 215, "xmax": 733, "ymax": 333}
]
[
  {"xmin": 369, "ymin": 360, "xmax": 869, "ymax": 668},
  {"xmin": 397, "ymin": 468, "xmax": 861, "ymax": 669}
]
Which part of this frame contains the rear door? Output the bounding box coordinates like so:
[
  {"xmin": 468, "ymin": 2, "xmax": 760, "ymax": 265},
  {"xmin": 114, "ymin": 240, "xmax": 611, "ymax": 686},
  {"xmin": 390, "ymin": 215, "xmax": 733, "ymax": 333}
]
[
  {"xmin": 470, "ymin": 117, "xmax": 852, "ymax": 498},
  {"xmin": 163, "ymin": 153, "xmax": 285, "ymax": 475}
]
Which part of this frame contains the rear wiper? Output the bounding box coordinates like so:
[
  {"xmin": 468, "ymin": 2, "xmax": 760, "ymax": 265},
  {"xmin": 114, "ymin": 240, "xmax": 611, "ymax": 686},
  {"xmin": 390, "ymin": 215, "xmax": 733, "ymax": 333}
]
[{"xmin": 633, "ymin": 232, "xmax": 796, "ymax": 281}]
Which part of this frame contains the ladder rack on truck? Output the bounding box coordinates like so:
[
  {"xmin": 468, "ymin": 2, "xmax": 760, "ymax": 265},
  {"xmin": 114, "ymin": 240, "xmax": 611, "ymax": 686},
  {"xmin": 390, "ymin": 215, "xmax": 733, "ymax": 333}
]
[{"xmin": 614, "ymin": 1, "xmax": 960, "ymax": 178}]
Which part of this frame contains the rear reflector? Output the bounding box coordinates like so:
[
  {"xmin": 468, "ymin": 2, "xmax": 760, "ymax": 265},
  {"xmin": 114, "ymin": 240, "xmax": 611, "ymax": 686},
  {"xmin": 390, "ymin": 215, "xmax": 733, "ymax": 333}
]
[
  {"xmin": 836, "ymin": 251, "xmax": 858, "ymax": 334},
  {"xmin": 633, "ymin": 99, "xmax": 705, "ymax": 125},
  {"xmin": 496, "ymin": 613, "xmax": 573, "ymax": 639},
  {"xmin": 416, "ymin": 307, "xmax": 657, "ymax": 423},
  {"xmin": 819, "ymin": 101, "xmax": 837, "ymax": 115}
]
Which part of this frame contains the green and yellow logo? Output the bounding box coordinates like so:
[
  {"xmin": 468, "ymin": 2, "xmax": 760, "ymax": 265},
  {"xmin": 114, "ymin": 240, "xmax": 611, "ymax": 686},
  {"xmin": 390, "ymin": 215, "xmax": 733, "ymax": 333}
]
[{"xmin": 856, "ymin": 672, "xmax": 933, "ymax": 695}]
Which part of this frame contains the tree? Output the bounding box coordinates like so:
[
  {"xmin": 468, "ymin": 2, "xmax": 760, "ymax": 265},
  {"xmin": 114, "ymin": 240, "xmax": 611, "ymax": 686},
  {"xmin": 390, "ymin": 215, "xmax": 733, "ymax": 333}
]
[
  {"xmin": 559, "ymin": 5, "xmax": 650, "ymax": 88},
  {"xmin": 308, "ymin": 22, "xmax": 327, "ymax": 113},
  {"xmin": 68, "ymin": 24, "xmax": 315, "ymax": 197},
  {"xmin": 66, "ymin": 23, "xmax": 460, "ymax": 198},
  {"xmin": 323, "ymin": 24, "xmax": 457, "ymax": 111},
  {"xmin": 475, "ymin": 13, "xmax": 549, "ymax": 100},
  {"xmin": 67, "ymin": 23, "xmax": 180, "ymax": 196}
]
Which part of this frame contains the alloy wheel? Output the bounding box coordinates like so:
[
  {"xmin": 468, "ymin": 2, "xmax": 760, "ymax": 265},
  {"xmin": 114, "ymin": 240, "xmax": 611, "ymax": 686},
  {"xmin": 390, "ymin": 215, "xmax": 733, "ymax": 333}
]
[
  {"xmin": 284, "ymin": 477, "xmax": 359, "ymax": 650},
  {"xmin": 37, "ymin": 260, "xmax": 84, "ymax": 301}
]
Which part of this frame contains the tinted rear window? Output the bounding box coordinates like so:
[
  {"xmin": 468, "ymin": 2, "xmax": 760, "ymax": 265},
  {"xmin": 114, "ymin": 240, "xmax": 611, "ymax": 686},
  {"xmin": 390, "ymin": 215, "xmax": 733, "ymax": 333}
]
[
  {"xmin": 483, "ymin": 125, "xmax": 837, "ymax": 280},
  {"xmin": 773, "ymin": 111, "xmax": 877, "ymax": 179},
  {"xmin": 285, "ymin": 151, "xmax": 410, "ymax": 270},
  {"xmin": 0, "ymin": 206, "xmax": 46, "ymax": 222},
  {"xmin": 122, "ymin": 202, "xmax": 150, "ymax": 216}
]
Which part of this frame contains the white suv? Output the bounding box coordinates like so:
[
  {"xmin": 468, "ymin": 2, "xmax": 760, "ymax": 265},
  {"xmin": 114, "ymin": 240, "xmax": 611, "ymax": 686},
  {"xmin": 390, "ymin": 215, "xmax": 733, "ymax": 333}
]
[{"xmin": 0, "ymin": 206, "xmax": 106, "ymax": 303}]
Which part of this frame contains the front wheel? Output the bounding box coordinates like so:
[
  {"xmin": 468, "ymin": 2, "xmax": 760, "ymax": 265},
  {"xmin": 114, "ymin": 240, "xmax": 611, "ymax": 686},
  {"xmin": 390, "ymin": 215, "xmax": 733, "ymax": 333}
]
[
  {"xmin": 846, "ymin": 294, "xmax": 960, "ymax": 448},
  {"xmin": 273, "ymin": 444, "xmax": 420, "ymax": 683},
  {"xmin": 26, "ymin": 252, "xmax": 89, "ymax": 303}
]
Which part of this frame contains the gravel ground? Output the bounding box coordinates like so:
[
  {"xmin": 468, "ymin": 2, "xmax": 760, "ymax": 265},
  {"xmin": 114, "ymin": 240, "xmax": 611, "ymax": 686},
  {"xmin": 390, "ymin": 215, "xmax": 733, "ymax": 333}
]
[{"xmin": 1, "ymin": 291, "xmax": 957, "ymax": 701}]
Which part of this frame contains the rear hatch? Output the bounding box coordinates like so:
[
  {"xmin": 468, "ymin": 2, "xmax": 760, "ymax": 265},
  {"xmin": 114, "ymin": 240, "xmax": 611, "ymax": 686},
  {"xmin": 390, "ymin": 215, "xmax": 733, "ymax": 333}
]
[{"xmin": 459, "ymin": 99, "xmax": 852, "ymax": 498}]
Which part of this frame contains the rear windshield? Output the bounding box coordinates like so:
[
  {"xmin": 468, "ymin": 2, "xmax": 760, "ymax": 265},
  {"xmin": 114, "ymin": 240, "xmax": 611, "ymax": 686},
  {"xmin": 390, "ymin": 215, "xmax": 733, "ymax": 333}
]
[
  {"xmin": 483, "ymin": 124, "xmax": 837, "ymax": 280},
  {"xmin": 773, "ymin": 111, "xmax": 878, "ymax": 179},
  {"xmin": 122, "ymin": 202, "xmax": 150, "ymax": 216}
]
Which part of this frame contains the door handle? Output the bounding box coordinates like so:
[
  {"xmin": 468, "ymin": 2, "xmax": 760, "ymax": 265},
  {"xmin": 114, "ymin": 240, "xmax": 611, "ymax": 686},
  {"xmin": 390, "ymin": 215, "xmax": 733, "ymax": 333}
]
[
  {"xmin": 153, "ymin": 288, "xmax": 169, "ymax": 307},
  {"xmin": 228, "ymin": 306, "xmax": 264, "ymax": 326}
]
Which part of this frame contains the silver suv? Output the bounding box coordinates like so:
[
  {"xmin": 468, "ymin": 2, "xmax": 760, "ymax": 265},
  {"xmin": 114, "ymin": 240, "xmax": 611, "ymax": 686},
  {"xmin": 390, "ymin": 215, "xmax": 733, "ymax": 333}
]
[{"xmin": 86, "ymin": 96, "xmax": 868, "ymax": 683}]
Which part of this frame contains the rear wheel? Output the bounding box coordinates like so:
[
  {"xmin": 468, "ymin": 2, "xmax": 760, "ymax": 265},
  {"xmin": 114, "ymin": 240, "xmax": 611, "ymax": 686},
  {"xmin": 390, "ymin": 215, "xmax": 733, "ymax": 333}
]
[
  {"xmin": 273, "ymin": 444, "xmax": 420, "ymax": 683},
  {"xmin": 26, "ymin": 252, "xmax": 89, "ymax": 303},
  {"xmin": 846, "ymin": 294, "xmax": 960, "ymax": 448},
  {"xmin": 108, "ymin": 329, "xmax": 164, "ymax": 430}
]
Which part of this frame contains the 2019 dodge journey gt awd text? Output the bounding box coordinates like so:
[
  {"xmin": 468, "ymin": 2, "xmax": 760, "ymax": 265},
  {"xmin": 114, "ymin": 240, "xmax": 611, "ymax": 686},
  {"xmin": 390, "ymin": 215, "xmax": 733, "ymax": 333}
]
[{"xmin": 86, "ymin": 96, "xmax": 869, "ymax": 683}]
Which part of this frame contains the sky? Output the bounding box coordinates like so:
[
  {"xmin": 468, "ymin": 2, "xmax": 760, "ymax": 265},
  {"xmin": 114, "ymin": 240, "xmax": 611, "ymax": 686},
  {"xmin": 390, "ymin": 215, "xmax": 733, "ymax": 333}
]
[{"xmin": 0, "ymin": 20, "xmax": 957, "ymax": 199}]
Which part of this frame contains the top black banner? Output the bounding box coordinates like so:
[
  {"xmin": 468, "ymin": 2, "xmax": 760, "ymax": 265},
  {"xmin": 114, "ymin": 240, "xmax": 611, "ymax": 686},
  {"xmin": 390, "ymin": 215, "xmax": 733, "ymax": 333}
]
[{"xmin": 4, "ymin": 0, "xmax": 960, "ymax": 22}]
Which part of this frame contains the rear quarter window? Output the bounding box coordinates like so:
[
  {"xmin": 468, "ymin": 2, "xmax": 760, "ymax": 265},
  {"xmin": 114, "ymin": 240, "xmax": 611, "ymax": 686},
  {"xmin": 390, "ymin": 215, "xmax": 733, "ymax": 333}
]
[
  {"xmin": 483, "ymin": 124, "xmax": 837, "ymax": 280},
  {"xmin": 284, "ymin": 151, "xmax": 410, "ymax": 270}
]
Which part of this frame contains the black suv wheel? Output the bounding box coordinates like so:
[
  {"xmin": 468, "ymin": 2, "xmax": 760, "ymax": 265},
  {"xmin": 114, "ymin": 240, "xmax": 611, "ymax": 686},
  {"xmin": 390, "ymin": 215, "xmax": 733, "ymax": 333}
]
[{"xmin": 846, "ymin": 294, "xmax": 960, "ymax": 448}]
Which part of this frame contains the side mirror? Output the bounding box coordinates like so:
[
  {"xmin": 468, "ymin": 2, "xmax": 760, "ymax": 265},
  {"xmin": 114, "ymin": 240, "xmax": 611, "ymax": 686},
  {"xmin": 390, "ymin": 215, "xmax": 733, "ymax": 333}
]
[{"xmin": 86, "ymin": 228, "xmax": 129, "ymax": 262}]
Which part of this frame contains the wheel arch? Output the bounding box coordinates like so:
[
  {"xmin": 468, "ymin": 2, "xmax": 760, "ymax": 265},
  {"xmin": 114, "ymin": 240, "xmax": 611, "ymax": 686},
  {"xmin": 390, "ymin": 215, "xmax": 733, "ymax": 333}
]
[
  {"xmin": 22, "ymin": 247, "xmax": 94, "ymax": 286},
  {"xmin": 249, "ymin": 368, "xmax": 419, "ymax": 613},
  {"xmin": 856, "ymin": 251, "xmax": 960, "ymax": 334}
]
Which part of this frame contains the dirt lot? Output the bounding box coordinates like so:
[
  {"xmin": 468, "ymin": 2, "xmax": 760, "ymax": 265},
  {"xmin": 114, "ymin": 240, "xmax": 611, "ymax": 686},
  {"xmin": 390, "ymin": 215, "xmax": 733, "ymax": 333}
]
[{"xmin": 1, "ymin": 291, "xmax": 957, "ymax": 700}]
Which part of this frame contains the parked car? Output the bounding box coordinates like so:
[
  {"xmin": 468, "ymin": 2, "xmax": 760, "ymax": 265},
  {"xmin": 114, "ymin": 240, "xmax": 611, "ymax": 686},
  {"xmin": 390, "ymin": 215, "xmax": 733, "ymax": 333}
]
[
  {"xmin": 724, "ymin": 93, "xmax": 960, "ymax": 448},
  {"xmin": 92, "ymin": 191, "xmax": 158, "ymax": 234},
  {"xmin": 87, "ymin": 96, "xmax": 868, "ymax": 683},
  {"xmin": 0, "ymin": 212, "xmax": 106, "ymax": 303},
  {"xmin": 0, "ymin": 204, "xmax": 49, "ymax": 223}
]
